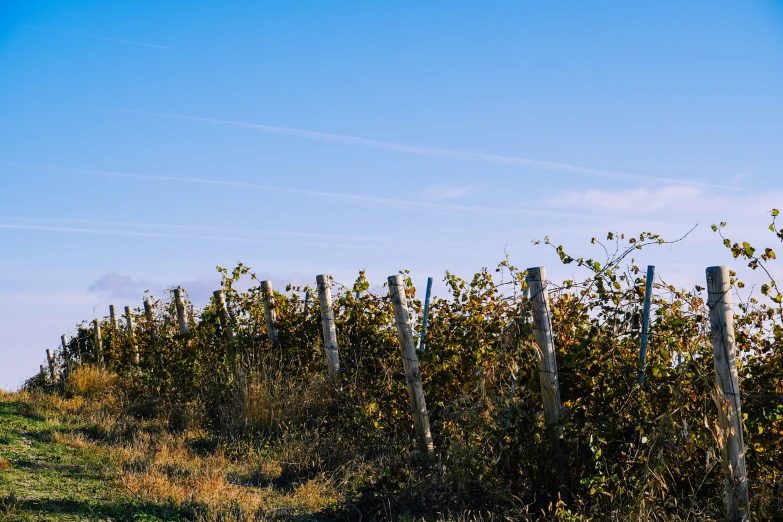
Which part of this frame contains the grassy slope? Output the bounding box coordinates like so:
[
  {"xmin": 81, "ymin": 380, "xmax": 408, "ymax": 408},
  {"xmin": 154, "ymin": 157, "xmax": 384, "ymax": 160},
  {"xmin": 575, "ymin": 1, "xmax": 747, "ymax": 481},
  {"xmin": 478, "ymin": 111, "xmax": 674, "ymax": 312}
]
[
  {"xmin": 0, "ymin": 392, "xmax": 185, "ymax": 522},
  {"xmin": 0, "ymin": 387, "xmax": 365, "ymax": 522}
]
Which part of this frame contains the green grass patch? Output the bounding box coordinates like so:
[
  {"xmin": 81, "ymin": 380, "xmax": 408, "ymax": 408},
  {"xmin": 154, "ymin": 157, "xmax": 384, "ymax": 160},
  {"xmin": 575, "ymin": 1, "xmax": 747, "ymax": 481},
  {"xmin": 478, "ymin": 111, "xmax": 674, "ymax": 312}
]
[{"xmin": 0, "ymin": 393, "xmax": 185, "ymax": 522}]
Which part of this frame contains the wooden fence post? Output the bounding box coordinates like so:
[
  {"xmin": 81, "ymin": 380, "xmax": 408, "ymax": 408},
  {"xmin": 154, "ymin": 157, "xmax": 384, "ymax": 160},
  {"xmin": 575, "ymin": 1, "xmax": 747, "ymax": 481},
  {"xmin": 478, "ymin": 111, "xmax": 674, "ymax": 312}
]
[
  {"xmin": 213, "ymin": 290, "xmax": 235, "ymax": 344},
  {"xmin": 124, "ymin": 306, "xmax": 138, "ymax": 364},
  {"xmin": 418, "ymin": 277, "xmax": 433, "ymax": 351},
  {"xmin": 109, "ymin": 304, "xmax": 118, "ymax": 330},
  {"xmin": 260, "ymin": 280, "xmax": 279, "ymax": 344},
  {"xmin": 143, "ymin": 297, "xmax": 154, "ymax": 338},
  {"xmin": 174, "ymin": 287, "xmax": 189, "ymax": 336},
  {"xmin": 93, "ymin": 319, "xmax": 104, "ymax": 369},
  {"xmin": 706, "ymin": 266, "xmax": 749, "ymax": 521},
  {"xmin": 46, "ymin": 349, "xmax": 57, "ymax": 382},
  {"xmin": 527, "ymin": 267, "xmax": 563, "ymax": 440},
  {"xmin": 40, "ymin": 364, "xmax": 47, "ymax": 382},
  {"xmin": 637, "ymin": 265, "xmax": 655, "ymax": 384},
  {"xmin": 388, "ymin": 274, "xmax": 435, "ymax": 455},
  {"xmin": 61, "ymin": 334, "xmax": 71, "ymax": 370},
  {"xmin": 316, "ymin": 275, "xmax": 340, "ymax": 376}
]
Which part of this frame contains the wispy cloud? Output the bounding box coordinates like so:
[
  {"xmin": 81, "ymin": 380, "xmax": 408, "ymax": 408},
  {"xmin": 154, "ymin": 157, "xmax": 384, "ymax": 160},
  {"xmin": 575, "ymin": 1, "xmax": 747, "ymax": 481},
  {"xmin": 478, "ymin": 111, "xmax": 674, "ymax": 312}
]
[
  {"xmin": 0, "ymin": 162, "xmax": 587, "ymax": 219},
  {"xmin": 549, "ymin": 185, "xmax": 704, "ymax": 214},
  {"xmin": 420, "ymin": 184, "xmax": 475, "ymax": 201},
  {"xmin": 0, "ymin": 216, "xmax": 437, "ymax": 247},
  {"xmin": 0, "ymin": 223, "xmax": 441, "ymax": 252},
  {"xmin": 104, "ymin": 108, "xmax": 734, "ymax": 190},
  {"xmin": 24, "ymin": 25, "xmax": 173, "ymax": 50}
]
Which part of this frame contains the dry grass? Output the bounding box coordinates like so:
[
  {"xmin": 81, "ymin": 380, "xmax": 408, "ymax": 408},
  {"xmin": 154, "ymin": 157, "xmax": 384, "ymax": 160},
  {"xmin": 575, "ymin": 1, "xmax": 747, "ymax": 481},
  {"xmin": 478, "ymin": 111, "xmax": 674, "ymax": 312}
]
[
  {"xmin": 108, "ymin": 429, "xmax": 340, "ymax": 520},
  {"xmin": 15, "ymin": 387, "xmax": 343, "ymax": 521},
  {"xmin": 221, "ymin": 352, "xmax": 334, "ymax": 437},
  {"xmin": 9, "ymin": 388, "xmax": 591, "ymax": 520},
  {"xmin": 64, "ymin": 364, "xmax": 118, "ymax": 398}
]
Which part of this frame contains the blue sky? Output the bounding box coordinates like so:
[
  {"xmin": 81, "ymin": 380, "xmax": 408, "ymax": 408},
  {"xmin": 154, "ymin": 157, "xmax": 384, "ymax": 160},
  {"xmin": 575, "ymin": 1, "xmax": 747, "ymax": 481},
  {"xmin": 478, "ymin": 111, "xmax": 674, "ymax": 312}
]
[{"xmin": 1, "ymin": 1, "xmax": 782, "ymax": 389}]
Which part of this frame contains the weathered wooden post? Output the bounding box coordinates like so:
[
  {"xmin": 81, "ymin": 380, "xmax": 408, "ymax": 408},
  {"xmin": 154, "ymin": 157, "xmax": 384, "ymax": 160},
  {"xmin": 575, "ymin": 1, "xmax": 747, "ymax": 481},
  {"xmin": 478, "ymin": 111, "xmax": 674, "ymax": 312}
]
[
  {"xmin": 143, "ymin": 297, "xmax": 154, "ymax": 336},
  {"xmin": 109, "ymin": 304, "xmax": 118, "ymax": 330},
  {"xmin": 124, "ymin": 306, "xmax": 138, "ymax": 364},
  {"xmin": 40, "ymin": 364, "xmax": 47, "ymax": 382},
  {"xmin": 706, "ymin": 266, "xmax": 749, "ymax": 521},
  {"xmin": 316, "ymin": 275, "xmax": 340, "ymax": 376},
  {"xmin": 527, "ymin": 267, "xmax": 563, "ymax": 440},
  {"xmin": 260, "ymin": 280, "xmax": 279, "ymax": 344},
  {"xmin": 637, "ymin": 265, "xmax": 655, "ymax": 384},
  {"xmin": 174, "ymin": 287, "xmax": 189, "ymax": 336},
  {"xmin": 46, "ymin": 349, "xmax": 57, "ymax": 382},
  {"xmin": 418, "ymin": 277, "xmax": 433, "ymax": 351},
  {"xmin": 61, "ymin": 334, "xmax": 71, "ymax": 370},
  {"xmin": 388, "ymin": 274, "xmax": 435, "ymax": 455},
  {"xmin": 213, "ymin": 290, "xmax": 234, "ymax": 344},
  {"xmin": 93, "ymin": 319, "xmax": 104, "ymax": 369}
]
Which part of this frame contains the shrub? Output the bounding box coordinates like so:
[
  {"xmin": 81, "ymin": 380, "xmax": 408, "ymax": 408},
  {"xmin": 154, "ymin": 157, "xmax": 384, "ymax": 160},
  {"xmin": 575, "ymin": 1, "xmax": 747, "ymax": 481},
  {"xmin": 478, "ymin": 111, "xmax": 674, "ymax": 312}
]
[{"xmin": 36, "ymin": 211, "xmax": 783, "ymax": 519}]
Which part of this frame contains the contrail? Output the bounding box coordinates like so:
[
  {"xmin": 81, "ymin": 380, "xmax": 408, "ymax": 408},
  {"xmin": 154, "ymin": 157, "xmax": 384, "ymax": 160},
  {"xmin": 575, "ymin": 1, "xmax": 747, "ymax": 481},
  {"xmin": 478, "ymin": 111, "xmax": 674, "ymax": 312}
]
[
  {"xmin": 0, "ymin": 217, "xmax": 443, "ymax": 247},
  {"xmin": 0, "ymin": 162, "xmax": 588, "ymax": 219},
  {"xmin": 105, "ymin": 108, "xmax": 734, "ymax": 190},
  {"xmin": 24, "ymin": 26, "xmax": 173, "ymax": 50},
  {"xmin": 0, "ymin": 223, "xmax": 442, "ymax": 253}
]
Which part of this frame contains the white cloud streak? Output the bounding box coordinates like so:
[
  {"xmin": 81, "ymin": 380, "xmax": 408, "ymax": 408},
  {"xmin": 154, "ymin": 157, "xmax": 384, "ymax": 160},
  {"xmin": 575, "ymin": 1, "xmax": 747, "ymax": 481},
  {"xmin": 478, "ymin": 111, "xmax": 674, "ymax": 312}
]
[
  {"xmin": 0, "ymin": 223, "xmax": 446, "ymax": 252},
  {"xmin": 0, "ymin": 216, "xmax": 439, "ymax": 247},
  {"xmin": 24, "ymin": 25, "xmax": 173, "ymax": 50},
  {"xmin": 106, "ymin": 109, "xmax": 735, "ymax": 190},
  {"xmin": 550, "ymin": 186, "xmax": 705, "ymax": 214},
  {"xmin": 0, "ymin": 162, "xmax": 587, "ymax": 219},
  {"xmin": 420, "ymin": 184, "xmax": 475, "ymax": 201}
]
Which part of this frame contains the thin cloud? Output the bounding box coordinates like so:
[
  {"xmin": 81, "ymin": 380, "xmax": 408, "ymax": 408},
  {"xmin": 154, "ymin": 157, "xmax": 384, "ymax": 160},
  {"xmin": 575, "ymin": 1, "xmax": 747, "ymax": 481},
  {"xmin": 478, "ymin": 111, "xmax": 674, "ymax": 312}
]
[
  {"xmin": 550, "ymin": 186, "xmax": 704, "ymax": 214},
  {"xmin": 420, "ymin": 184, "xmax": 475, "ymax": 201},
  {"xmin": 0, "ymin": 216, "xmax": 439, "ymax": 247},
  {"xmin": 24, "ymin": 25, "xmax": 173, "ymax": 50},
  {"xmin": 0, "ymin": 223, "xmax": 467, "ymax": 253},
  {"xmin": 0, "ymin": 162, "xmax": 587, "ymax": 219},
  {"xmin": 105, "ymin": 108, "xmax": 734, "ymax": 190}
]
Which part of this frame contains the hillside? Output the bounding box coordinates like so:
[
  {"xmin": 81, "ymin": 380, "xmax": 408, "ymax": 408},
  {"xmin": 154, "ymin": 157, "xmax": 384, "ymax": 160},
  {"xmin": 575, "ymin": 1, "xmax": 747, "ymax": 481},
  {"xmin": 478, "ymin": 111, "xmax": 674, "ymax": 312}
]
[
  {"xmin": 6, "ymin": 220, "xmax": 783, "ymax": 521},
  {"xmin": 0, "ymin": 390, "xmax": 176, "ymax": 521},
  {"xmin": 0, "ymin": 389, "xmax": 354, "ymax": 521}
]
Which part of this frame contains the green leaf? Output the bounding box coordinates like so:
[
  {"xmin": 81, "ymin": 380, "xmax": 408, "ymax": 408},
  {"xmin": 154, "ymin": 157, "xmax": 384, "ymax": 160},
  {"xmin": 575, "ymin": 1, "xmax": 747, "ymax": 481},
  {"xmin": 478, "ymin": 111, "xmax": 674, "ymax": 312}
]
[
  {"xmin": 742, "ymin": 242, "xmax": 755, "ymax": 257},
  {"xmin": 772, "ymin": 208, "xmax": 779, "ymax": 217}
]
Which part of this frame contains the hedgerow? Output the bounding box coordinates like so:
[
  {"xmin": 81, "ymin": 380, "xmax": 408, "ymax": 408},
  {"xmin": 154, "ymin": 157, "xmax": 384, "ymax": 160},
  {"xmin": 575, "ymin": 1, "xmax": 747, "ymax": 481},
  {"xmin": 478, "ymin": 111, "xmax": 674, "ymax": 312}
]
[{"xmin": 32, "ymin": 211, "xmax": 783, "ymax": 520}]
